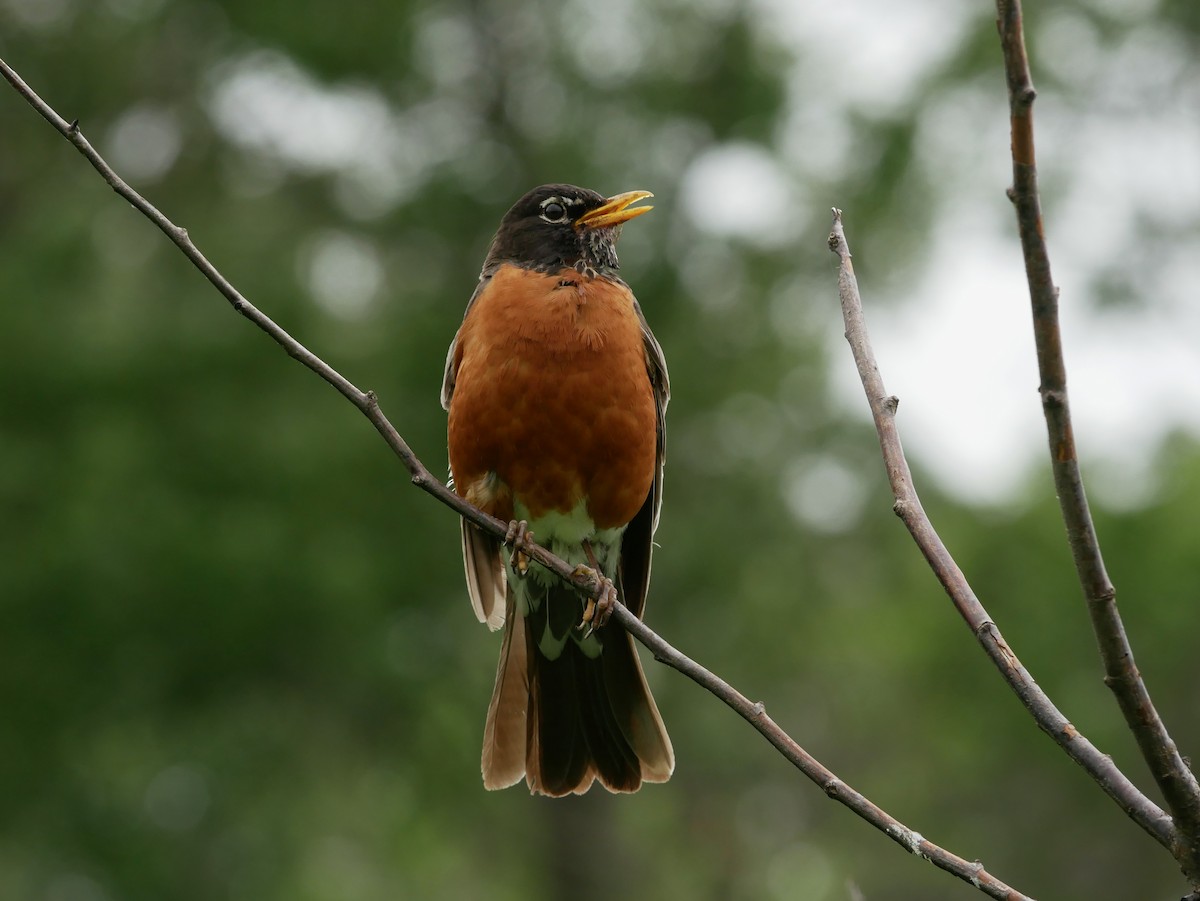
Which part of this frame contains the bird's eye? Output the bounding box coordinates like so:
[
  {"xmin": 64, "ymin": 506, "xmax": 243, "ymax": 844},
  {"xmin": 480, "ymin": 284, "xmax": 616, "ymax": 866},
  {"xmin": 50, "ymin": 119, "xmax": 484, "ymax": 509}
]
[{"xmin": 542, "ymin": 202, "xmax": 566, "ymax": 222}]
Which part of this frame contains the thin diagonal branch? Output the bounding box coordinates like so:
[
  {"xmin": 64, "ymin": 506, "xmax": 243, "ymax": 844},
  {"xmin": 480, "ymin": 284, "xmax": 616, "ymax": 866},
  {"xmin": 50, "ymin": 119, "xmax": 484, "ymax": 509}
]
[
  {"xmin": 828, "ymin": 209, "xmax": 1176, "ymax": 854},
  {"xmin": 616, "ymin": 607, "xmax": 1033, "ymax": 901},
  {"xmin": 2, "ymin": 55, "xmax": 1034, "ymax": 901},
  {"xmin": 994, "ymin": 1, "xmax": 1200, "ymax": 881},
  {"xmin": 0, "ymin": 56, "xmax": 600, "ymax": 609}
]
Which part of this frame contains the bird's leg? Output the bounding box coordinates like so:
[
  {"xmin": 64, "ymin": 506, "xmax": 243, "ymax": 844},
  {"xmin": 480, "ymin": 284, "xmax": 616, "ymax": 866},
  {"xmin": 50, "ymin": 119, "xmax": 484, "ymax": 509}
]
[
  {"xmin": 504, "ymin": 519, "xmax": 533, "ymax": 577},
  {"xmin": 575, "ymin": 539, "xmax": 617, "ymax": 633}
]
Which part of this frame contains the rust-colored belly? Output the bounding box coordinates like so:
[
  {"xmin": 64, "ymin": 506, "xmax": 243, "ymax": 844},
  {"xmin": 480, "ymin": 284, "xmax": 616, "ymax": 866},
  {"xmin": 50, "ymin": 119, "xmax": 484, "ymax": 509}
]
[{"xmin": 448, "ymin": 265, "xmax": 656, "ymax": 530}]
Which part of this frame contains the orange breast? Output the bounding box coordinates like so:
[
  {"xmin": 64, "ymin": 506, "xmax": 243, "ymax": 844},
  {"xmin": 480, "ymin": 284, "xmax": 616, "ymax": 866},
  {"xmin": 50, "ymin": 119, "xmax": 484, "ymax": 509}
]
[{"xmin": 447, "ymin": 264, "xmax": 657, "ymax": 530}]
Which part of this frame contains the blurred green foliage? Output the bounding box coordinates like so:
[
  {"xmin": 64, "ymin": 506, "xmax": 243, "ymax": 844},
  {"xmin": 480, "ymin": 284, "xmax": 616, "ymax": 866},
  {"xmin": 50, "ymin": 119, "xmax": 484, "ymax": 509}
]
[{"xmin": 2, "ymin": 1, "xmax": 1198, "ymax": 899}]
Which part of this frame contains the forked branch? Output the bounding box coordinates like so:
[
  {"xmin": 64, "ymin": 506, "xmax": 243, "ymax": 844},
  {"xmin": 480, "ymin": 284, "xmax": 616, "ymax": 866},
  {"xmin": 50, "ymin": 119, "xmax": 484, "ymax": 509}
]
[
  {"xmin": 994, "ymin": 0, "xmax": 1200, "ymax": 882},
  {"xmin": 1, "ymin": 55, "xmax": 1031, "ymax": 901},
  {"xmin": 829, "ymin": 210, "xmax": 1174, "ymax": 854}
]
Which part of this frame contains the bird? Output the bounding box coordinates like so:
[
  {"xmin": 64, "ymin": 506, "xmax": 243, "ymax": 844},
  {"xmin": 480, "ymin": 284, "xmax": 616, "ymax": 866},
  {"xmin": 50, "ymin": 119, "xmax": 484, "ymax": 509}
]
[{"xmin": 441, "ymin": 183, "xmax": 673, "ymax": 796}]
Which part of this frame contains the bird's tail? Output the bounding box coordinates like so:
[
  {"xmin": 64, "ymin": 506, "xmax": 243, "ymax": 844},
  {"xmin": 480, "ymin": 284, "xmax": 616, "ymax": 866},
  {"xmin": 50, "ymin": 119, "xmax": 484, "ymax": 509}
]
[{"xmin": 481, "ymin": 585, "xmax": 674, "ymax": 796}]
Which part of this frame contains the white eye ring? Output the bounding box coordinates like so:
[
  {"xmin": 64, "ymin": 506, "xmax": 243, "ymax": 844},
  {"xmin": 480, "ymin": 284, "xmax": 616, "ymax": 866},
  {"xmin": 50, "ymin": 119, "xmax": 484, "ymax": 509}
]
[{"xmin": 540, "ymin": 200, "xmax": 567, "ymax": 223}]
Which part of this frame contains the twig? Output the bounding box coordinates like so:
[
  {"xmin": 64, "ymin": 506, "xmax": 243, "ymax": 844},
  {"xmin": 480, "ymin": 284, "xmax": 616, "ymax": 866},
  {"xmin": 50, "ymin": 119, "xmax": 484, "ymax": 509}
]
[
  {"xmin": 0, "ymin": 55, "xmax": 595, "ymax": 601},
  {"xmin": 828, "ymin": 209, "xmax": 1176, "ymax": 854},
  {"xmin": 645, "ymin": 609, "xmax": 1046, "ymax": 898},
  {"xmin": 994, "ymin": 0, "xmax": 1200, "ymax": 882},
  {"xmin": 1, "ymin": 55, "xmax": 1034, "ymax": 901},
  {"xmin": 618, "ymin": 607, "xmax": 1033, "ymax": 900}
]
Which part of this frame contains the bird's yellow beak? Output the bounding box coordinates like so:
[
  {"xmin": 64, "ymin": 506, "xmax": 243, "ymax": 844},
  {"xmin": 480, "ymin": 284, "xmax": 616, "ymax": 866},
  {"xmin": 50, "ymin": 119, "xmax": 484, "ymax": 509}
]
[{"xmin": 575, "ymin": 190, "xmax": 654, "ymax": 230}]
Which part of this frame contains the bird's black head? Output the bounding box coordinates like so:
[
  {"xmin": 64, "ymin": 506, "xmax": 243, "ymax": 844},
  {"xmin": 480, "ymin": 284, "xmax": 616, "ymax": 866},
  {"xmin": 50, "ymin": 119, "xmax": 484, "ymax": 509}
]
[{"xmin": 481, "ymin": 183, "xmax": 653, "ymax": 277}]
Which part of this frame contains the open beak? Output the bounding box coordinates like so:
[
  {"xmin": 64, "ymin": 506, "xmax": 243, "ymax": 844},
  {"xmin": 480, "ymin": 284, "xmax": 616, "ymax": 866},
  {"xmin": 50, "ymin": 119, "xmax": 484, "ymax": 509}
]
[{"xmin": 575, "ymin": 190, "xmax": 654, "ymax": 230}]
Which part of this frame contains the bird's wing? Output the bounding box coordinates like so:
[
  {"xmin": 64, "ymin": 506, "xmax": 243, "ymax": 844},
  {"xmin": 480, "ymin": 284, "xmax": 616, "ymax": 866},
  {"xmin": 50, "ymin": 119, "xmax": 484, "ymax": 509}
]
[
  {"xmin": 444, "ymin": 273, "xmax": 506, "ymax": 630},
  {"xmin": 618, "ymin": 296, "xmax": 669, "ymax": 620}
]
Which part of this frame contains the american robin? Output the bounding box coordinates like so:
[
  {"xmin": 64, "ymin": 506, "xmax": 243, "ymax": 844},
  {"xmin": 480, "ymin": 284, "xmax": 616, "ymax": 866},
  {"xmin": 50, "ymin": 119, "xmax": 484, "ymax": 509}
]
[{"xmin": 441, "ymin": 183, "xmax": 673, "ymax": 796}]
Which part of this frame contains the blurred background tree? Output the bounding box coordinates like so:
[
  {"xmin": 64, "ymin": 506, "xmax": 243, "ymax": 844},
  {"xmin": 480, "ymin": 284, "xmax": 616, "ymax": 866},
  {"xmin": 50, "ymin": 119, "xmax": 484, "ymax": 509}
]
[{"xmin": 2, "ymin": 0, "xmax": 1199, "ymax": 898}]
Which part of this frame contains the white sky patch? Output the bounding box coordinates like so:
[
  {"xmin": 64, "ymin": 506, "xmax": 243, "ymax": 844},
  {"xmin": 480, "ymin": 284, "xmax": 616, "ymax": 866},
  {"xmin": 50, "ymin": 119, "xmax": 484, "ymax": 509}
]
[
  {"xmin": 1054, "ymin": 115, "xmax": 1200, "ymax": 253},
  {"xmin": 754, "ymin": 1, "xmax": 1200, "ymax": 507},
  {"xmin": 828, "ymin": 210, "xmax": 1047, "ymax": 506},
  {"xmin": 680, "ymin": 142, "xmax": 804, "ymax": 248},
  {"xmin": 205, "ymin": 51, "xmax": 482, "ymax": 217},
  {"xmin": 412, "ymin": 11, "xmax": 481, "ymax": 89},
  {"xmin": 829, "ymin": 200, "xmax": 1200, "ymax": 506},
  {"xmin": 1060, "ymin": 299, "xmax": 1200, "ymax": 477},
  {"xmin": 755, "ymin": 0, "xmax": 979, "ymax": 115},
  {"xmin": 560, "ymin": 0, "xmax": 649, "ymax": 86},
  {"xmin": 783, "ymin": 454, "xmax": 869, "ymax": 535},
  {"xmin": 207, "ymin": 52, "xmax": 395, "ymax": 171},
  {"xmin": 300, "ymin": 231, "xmax": 383, "ymax": 321},
  {"xmin": 105, "ymin": 103, "xmax": 182, "ymax": 183},
  {"xmin": 778, "ymin": 95, "xmax": 857, "ymax": 186}
]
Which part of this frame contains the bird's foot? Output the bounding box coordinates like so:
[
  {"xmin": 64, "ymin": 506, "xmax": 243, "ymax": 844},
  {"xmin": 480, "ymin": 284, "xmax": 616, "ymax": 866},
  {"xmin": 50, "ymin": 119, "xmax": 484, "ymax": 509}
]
[
  {"xmin": 505, "ymin": 519, "xmax": 534, "ymax": 576},
  {"xmin": 574, "ymin": 539, "xmax": 617, "ymax": 635},
  {"xmin": 572, "ymin": 566, "xmax": 618, "ymax": 636}
]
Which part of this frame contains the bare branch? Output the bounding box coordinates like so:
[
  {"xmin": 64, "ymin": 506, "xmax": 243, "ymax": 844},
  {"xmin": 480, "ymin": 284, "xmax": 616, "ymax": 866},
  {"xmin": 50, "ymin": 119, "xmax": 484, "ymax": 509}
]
[
  {"xmin": 616, "ymin": 606, "xmax": 1034, "ymax": 900},
  {"xmin": 828, "ymin": 209, "xmax": 1176, "ymax": 854},
  {"xmin": 2, "ymin": 55, "xmax": 1035, "ymax": 901},
  {"xmin": 993, "ymin": 0, "xmax": 1200, "ymax": 880},
  {"xmin": 0, "ymin": 54, "xmax": 597, "ymax": 603}
]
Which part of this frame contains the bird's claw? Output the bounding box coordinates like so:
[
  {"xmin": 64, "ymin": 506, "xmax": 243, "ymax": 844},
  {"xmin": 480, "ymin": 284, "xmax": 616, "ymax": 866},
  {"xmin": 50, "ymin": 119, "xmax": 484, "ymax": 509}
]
[
  {"xmin": 573, "ymin": 564, "xmax": 618, "ymax": 636},
  {"xmin": 505, "ymin": 520, "xmax": 533, "ymax": 576}
]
